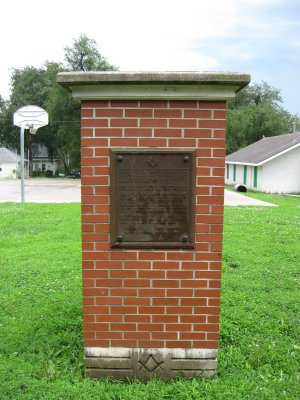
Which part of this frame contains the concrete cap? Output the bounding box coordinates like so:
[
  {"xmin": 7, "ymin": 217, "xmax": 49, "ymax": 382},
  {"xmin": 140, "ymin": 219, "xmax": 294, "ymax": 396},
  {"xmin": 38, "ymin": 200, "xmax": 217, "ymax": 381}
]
[
  {"xmin": 57, "ymin": 71, "xmax": 251, "ymax": 100},
  {"xmin": 57, "ymin": 71, "xmax": 250, "ymax": 88}
]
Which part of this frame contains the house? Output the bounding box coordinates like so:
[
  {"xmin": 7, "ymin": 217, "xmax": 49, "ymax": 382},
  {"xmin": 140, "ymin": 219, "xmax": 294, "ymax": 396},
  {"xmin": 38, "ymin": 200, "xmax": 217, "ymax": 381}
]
[
  {"xmin": 31, "ymin": 144, "xmax": 60, "ymax": 175},
  {"xmin": 225, "ymin": 133, "xmax": 300, "ymax": 193},
  {"xmin": 0, "ymin": 147, "xmax": 28, "ymax": 179}
]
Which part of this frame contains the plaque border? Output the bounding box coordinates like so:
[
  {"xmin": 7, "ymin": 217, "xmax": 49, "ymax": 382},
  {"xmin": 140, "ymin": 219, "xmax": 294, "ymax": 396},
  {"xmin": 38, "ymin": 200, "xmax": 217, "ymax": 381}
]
[{"xmin": 110, "ymin": 148, "xmax": 195, "ymax": 249}]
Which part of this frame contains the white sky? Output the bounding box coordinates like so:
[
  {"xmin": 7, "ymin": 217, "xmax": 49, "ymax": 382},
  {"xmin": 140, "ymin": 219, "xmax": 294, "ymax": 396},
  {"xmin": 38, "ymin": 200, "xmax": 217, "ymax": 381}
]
[{"xmin": 1, "ymin": 0, "xmax": 299, "ymax": 114}]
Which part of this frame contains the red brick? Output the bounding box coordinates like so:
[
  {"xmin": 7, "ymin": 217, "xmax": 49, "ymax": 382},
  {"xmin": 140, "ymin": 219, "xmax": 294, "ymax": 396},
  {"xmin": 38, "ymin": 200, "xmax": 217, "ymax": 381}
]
[
  {"xmin": 198, "ymin": 138, "xmax": 225, "ymax": 148},
  {"xmin": 166, "ymin": 271, "xmax": 193, "ymax": 279},
  {"xmin": 110, "ymin": 119, "xmax": 138, "ymax": 128},
  {"xmin": 125, "ymin": 297, "xmax": 150, "ymax": 305},
  {"xmin": 81, "ymin": 138, "xmax": 108, "ymax": 148},
  {"xmin": 180, "ymin": 332, "xmax": 206, "ymax": 340},
  {"xmin": 125, "ymin": 109, "xmax": 153, "ymax": 117},
  {"xmin": 110, "ymin": 138, "xmax": 138, "ymax": 147},
  {"xmin": 81, "ymin": 148, "xmax": 94, "ymax": 157},
  {"xmin": 81, "ymin": 119, "xmax": 108, "ymax": 128},
  {"xmin": 152, "ymin": 332, "xmax": 177, "ymax": 339},
  {"xmin": 153, "ymin": 280, "xmax": 179, "ymax": 288},
  {"xmin": 95, "ymin": 109, "xmax": 123, "ymax": 117},
  {"xmin": 152, "ymin": 315, "xmax": 178, "ymax": 323},
  {"xmin": 169, "ymin": 100, "xmax": 197, "ymax": 108},
  {"xmin": 95, "ymin": 128, "xmax": 122, "ymax": 137},
  {"xmin": 152, "ymin": 297, "xmax": 179, "ymax": 306},
  {"xmin": 110, "ymin": 306, "xmax": 137, "ymax": 314},
  {"xmin": 111, "ymin": 340, "xmax": 137, "ymax": 347},
  {"xmin": 153, "ymin": 261, "xmax": 180, "ymax": 270},
  {"xmin": 111, "ymin": 323, "xmax": 136, "ymax": 331},
  {"xmin": 140, "ymin": 100, "xmax": 168, "ymax": 108},
  {"xmin": 184, "ymin": 129, "xmax": 212, "ymax": 138},
  {"xmin": 138, "ymin": 252, "xmax": 165, "ymax": 260},
  {"xmin": 166, "ymin": 252, "xmax": 193, "ymax": 261},
  {"xmin": 124, "ymin": 279, "xmax": 150, "ymax": 287},
  {"xmin": 139, "ymin": 306, "xmax": 165, "ymax": 314},
  {"xmin": 138, "ymin": 323, "xmax": 164, "ymax": 331},
  {"xmin": 213, "ymin": 110, "xmax": 226, "ymax": 119},
  {"xmin": 168, "ymin": 138, "xmax": 196, "ymax": 147},
  {"xmin": 110, "ymin": 288, "xmax": 137, "ymax": 296},
  {"xmin": 96, "ymin": 332, "xmax": 122, "ymax": 339},
  {"xmin": 166, "ymin": 341, "xmax": 192, "ymax": 348},
  {"xmin": 81, "ymin": 128, "xmax": 93, "ymax": 137},
  {"xmin": 154, "ymin": 109, "xmax": 182, "ymax": 118},
  {"xmin": 124, "ymin": 128, "xmax": 152, "ymax": 137},
  {"xmin": 154, "ymin": 128, "xmax": 182, "ymax": 137},
  {"xmin": 111, "ymin": 100, "xmax": 139, "ymax": 107},
  {"xmin": 110, "ymin": 270, "xmax": 137, "ymax": 279},
  {"xmin": 139, "ymin": 138, "xmax": 167, "ymax": 147},
  {"xmin": 139, "ymin": 288, "xmax": 166, "ymax": 297},
  {"xmin": 124, "ymin": 332, "xmax": 150, "ymax": 339},
  {"xmin": 125, "ymin": 315, "xmax": 151, "ymax": 323},
  {"xmin": 199, "ymin": 101, "xmax": 225, "ymax": 109},
  {"xmin": 199, "ymin": 119, "xmax": 226, "ymax": 129},
  {"xmin": 83, "ymin": 101, "xmax": 109, "ymax": 108},
  {"xmin": 138, "ymin": 340, "xmax": 164, "ymax": 347},
  {"xmin": 140, "ymin": 119, "xmax": 168, "ymax": 128},
  {"xmin": 81, "ymin": 108, "xmax": 94, "ymax": 118},
  {"xmin": 169, "ymin": 119, "xmax": 197, "ymax": 128},
  {"xmin": 138, "ymin": 270, "xmax": 165, "ymax": 279},
  {"xmin": 184, "ymin": 110, "xmax": 211, "ymax": 118}
]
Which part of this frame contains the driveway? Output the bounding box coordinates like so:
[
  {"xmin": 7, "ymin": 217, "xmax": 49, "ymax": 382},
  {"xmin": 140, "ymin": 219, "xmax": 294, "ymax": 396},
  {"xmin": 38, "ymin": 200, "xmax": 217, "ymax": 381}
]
[{"xmin": 0, "ymin": 179, "xmax": 275, "ymax": 206}]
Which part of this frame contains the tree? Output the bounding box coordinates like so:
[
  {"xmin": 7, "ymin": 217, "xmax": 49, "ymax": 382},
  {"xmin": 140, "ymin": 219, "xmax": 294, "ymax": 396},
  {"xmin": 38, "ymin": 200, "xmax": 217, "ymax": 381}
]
[
  {"xmin": 64, "ymin": 34, "xmax": 117, "ymax": 71},
  {"xmin": 1, "ymin": 35, "xmax": 117, "ymax": 174},
  {"xmin": 226, "ymin": 82, "xmax": 293, "ymax": 154},
  {"xmin": 45, "ymin": 35, "xmax": 117, "ymax": 171},
  {"xmin": 3, "ymin": 66, "xmax": 51, "ymax": 170}
]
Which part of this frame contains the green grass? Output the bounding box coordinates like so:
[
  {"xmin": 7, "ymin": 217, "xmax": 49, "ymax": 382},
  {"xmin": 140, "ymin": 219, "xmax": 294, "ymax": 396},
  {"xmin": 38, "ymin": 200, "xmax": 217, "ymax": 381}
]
[{"xmin": 0, "ymin": 196, "xmax": 299, "ymax": 399}]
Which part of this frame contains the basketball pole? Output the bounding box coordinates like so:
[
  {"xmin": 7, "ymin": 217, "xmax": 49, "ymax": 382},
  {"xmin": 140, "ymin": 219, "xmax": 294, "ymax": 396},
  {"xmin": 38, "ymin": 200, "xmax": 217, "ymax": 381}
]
[{"xmin": 20, "ymin": 125, "xmax": 25, "ymax": 203}]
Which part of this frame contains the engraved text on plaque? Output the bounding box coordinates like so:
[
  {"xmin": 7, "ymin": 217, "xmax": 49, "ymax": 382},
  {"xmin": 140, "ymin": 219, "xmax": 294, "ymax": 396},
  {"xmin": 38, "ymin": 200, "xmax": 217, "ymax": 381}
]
[{"xmin": 111, "ymin": 150, "xmax": 194, "ymax": 248}]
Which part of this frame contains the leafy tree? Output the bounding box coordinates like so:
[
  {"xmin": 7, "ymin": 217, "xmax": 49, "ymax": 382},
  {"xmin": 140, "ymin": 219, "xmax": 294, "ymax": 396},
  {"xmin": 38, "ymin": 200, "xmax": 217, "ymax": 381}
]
[
  {"xmin": 45, "ymin": 35, "xmax": 117, "ymax": 171},
  {"xmin": 2, "ymin": 66, "xmax": 52, "ymax": 170},
  {"xmin": 64, "ymin": 34, "xmax": 117, "ymax": 72},
  {"xmin": 226, "ymin": 81, "xmax": 293, "ymax": 154},
  {"xmin": 1, "ymin": 35, "xmax": 117, "ymax": 174}
]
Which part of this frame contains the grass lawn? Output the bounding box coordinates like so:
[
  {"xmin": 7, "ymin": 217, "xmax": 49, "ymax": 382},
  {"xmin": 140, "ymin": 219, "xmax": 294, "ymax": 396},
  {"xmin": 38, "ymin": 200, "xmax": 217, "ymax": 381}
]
[{"xmin": 0, "ymin": 193, "xmax": 299, "ymax": 399}]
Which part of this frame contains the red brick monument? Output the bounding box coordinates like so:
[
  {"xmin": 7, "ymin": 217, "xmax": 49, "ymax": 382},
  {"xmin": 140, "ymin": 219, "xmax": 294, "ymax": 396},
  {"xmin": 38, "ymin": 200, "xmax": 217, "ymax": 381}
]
[{"xmin": 57, "ymin": 71, "xmax": 250, "ymax": 380}]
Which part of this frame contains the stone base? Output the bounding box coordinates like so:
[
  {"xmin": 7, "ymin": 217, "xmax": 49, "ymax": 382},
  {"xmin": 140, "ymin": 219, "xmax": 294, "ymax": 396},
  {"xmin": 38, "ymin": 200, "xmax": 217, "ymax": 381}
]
[{"xmin": 85, "ymin": 347, "xmax": 218, "ymax": 381}]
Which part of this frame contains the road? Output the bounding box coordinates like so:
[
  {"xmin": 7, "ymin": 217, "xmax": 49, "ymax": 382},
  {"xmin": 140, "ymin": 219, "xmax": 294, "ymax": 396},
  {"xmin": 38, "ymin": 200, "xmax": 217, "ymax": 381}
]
[{"xmin": 0, "ymin": 179, "xmax": 275, "ymax": 206}]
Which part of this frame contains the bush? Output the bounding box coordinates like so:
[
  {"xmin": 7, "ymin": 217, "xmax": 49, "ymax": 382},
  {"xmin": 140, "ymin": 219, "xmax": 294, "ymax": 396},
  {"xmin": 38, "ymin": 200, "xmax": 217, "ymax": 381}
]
[{"xmin": 45, "ymin": 169, "xmax": 53, "ymax": 178}]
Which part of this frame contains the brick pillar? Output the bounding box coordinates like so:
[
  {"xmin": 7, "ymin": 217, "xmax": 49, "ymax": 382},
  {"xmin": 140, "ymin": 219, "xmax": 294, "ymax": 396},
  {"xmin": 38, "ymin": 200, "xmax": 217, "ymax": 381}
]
[{"xmin": 57, "ymin": 72, "xmax": 250, "ymax": 380}]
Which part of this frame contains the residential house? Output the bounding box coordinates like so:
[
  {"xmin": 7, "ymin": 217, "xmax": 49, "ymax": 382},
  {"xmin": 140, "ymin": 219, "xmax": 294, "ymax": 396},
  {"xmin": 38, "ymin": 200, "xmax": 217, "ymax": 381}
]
[
  {"xmin": 225, "ymin": 133, "xmax": 300, "ymax": 193},
  {"xmin": 0, "ymin": 147, "xmax": 28, "ymax": 178},
  {"xmin": 31, "ymin": 144, "xmax": 60, "ymax": 175}
]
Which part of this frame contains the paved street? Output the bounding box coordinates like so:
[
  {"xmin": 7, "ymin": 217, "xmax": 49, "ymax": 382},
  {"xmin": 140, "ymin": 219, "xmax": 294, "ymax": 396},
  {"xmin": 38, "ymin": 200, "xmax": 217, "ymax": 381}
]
[
  {"xmin": 0, "ymin": 178, "xmax": 276, "ymax": 206},
  {"xmin": 0, "ymin": 178, "xmax": 81, "ymax": 203}
]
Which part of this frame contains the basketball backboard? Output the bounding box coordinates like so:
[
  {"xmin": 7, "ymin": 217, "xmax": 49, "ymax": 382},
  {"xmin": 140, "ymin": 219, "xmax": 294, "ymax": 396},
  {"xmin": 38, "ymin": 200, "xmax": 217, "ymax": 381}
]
[{"xmin": 13, "ymin": 105, "xmax": 48, "ymax": 134}]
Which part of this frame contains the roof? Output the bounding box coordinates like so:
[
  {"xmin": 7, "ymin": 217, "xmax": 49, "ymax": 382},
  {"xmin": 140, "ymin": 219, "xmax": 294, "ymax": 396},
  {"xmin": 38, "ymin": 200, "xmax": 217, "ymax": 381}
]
[
  {"xmin": 226, "ymin": 133, "xmax": 300, "ymax": 166},
  {"xmin": 0, "ymin": 147, "xmax": 22, "ymax": 163}
]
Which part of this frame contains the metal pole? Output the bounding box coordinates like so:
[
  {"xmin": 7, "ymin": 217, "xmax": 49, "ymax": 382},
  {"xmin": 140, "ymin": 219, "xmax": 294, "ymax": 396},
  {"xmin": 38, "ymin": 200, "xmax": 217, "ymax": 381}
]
[{"xmin": 20, "ymin": 125, "xmax": 25, "ymax": 203}]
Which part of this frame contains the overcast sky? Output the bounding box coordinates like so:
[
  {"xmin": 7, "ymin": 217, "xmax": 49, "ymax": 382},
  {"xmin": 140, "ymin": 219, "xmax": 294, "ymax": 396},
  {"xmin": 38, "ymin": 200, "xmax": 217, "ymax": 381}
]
[{"xmin": 1, "ymin": 0, "xmax": 299, "ymax": 114}]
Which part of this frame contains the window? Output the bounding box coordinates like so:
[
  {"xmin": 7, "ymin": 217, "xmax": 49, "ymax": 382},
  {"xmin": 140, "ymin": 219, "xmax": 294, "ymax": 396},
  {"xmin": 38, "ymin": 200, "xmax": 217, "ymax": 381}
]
[
  {"xmin": 253, "ymin": 166, "xmax": 258, "ymax": 188},
  {"xmin": 226, "ymin": 164, "xmax": 229, "ymax": 180},
  {"xmin": 243, "ymin": 165, "xmax": 247, "ymax": 185},
  {"xmin": 233, "ymin": 164, "xmax": 236, "ymax": 182},
  {"xmin": 42, "ymin": 164, "xmax": 46, "ymax": 171}
]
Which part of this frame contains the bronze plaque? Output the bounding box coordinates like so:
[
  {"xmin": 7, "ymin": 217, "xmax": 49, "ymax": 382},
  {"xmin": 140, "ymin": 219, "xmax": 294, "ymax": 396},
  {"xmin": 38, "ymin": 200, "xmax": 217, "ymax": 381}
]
[{"xmin": 111, "ymin": 150, "xmax": 195, "ymax": 248}]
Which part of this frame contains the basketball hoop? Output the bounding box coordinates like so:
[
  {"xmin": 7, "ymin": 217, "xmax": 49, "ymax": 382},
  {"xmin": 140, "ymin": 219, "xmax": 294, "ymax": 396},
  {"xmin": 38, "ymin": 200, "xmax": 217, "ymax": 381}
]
[{"xmin": 13, "ymin": 105, "xmax": 49, "ymax": 202}]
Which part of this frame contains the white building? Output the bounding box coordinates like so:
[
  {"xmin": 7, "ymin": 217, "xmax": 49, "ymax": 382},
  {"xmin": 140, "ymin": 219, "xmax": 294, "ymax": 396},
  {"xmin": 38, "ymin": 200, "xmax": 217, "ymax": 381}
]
[
  {"xmin": 225, "ymin": 133, "xmax": 300, "ymax": 194},
  {"xmin": 0, "ymin": 147, "xmax": 28, "ymax": 179},
  {"xmin": 31, "ymin": 144, "xmax": 59, "ymax": 175}
]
